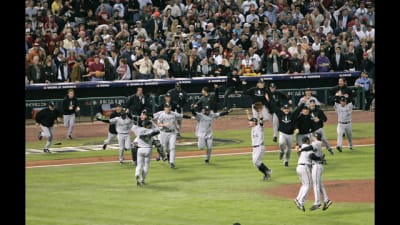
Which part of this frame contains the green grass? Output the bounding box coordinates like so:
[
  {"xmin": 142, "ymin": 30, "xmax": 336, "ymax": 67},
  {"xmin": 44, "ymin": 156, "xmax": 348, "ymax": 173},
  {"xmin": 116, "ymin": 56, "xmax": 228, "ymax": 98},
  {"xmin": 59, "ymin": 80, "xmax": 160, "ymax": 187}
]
[
  {"xmin": 25, "ymin": 122, "xmax": 374, "ymax": 162},
  {"xmin": 26, "ymin": 146, "xmax": 374, "ymax": 225}
]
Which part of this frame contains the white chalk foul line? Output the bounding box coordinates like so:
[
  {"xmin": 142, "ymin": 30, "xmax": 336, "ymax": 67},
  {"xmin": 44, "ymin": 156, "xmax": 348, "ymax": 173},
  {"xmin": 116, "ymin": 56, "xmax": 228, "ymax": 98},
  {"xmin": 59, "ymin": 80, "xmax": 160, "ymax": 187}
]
[{"xmin": 26, "ymin": 144, "xmax": 375, "ymax": 169}]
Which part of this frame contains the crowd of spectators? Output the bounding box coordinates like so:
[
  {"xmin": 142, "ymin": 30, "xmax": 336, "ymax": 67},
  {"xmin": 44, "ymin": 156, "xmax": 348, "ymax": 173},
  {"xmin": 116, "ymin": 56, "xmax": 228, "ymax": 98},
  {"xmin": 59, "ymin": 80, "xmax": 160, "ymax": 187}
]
[{"xmin": 25, "ymin": 0, "xmax": 375, "ymax": 84}]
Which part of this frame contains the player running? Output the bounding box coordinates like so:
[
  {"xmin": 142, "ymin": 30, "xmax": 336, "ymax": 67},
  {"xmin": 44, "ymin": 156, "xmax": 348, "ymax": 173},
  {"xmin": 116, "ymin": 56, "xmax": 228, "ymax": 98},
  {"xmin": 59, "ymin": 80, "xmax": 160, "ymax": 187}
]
[
  {"xmin": 191, "ymin": 105, "xmax": 229, "ymax": 164},
  {"xmin": 36, "ymin": 102, "xmax": 62, "ymax": 153},
  {"xmin": 334, "ymin": 96, "xmax": 353, "ymax": 152}
]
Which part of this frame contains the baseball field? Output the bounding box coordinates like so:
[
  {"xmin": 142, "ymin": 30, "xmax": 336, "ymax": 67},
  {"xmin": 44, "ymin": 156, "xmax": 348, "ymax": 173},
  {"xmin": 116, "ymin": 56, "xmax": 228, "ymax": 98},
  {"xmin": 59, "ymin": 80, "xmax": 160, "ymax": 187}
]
[{"xmin": 26, "ymin": 111, "xmax": 374, "ymax": 225}]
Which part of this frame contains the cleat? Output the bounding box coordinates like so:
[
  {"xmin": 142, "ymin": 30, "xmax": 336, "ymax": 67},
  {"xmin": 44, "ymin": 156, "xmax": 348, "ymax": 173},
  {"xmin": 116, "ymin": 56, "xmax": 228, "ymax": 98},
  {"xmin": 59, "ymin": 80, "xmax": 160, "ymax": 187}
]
[
  {"xmin": 336, "ymin": 146, "xmax": 342, "ymax": 152},
  {"xmin": 68, "ymin": 135, "xmax": 72, "ymax": 139},
  {"xmin": 119, "ymin": 160, "xmax": 124, "ymax": 164},
  {"xmin": 294, "ymin": 199, "xmax": 305, "ymax": 212},
  {"xmin": 322, "ymin": 200, "xmax": 332, "ymax": 211},
  {"xmin": 310, "ymin": 204, "xmax": 321, "ymax": 211},
  {"xmin": 264, "ymin": 169, "xmax": 272, "ymax": 180},
  {"xmin": 136, "ymin": 176, "xmax": 141, "ymax": 187},
  {"xmin": 169, "ymin": 163, "xmax": 176, "ymax": 168},
  {"xmin": 328, "ymin": 148, "xmax": 334, "ymax": 155},
  {"xmin": 273, "ymin": 136, "xmax": 277, "ymax": 142},
  {"xmin": 349, "ymin": 147, "xmax": 353, "ymax": 150},
  {"xmin": 38, "ymin": 132, "xmax": 42, "ymax": 141},
  {"xmin": 156, "ymin": 156, "xmax": 161, "ymax": 161},
  {"xmin": 43, "ymin": 149, "xmax": 50, "ymax": 153},
  {"xmin": 284, "ymin": 161, "xmax": 289, "ymax": 167},
  {"xmin": 279, "ymin": 152, "xmax": 284, "ymax": 160},
  {"xmin": 205, "ymin": 159, "xmax": 209, "ymax": 164},
  {"xmin": 102, "ymin": 144, "xmax": 107, "ymax": 150},
  {"xmin": 162, "ymin": 156, "xmax": 168, "ymax": 161}
]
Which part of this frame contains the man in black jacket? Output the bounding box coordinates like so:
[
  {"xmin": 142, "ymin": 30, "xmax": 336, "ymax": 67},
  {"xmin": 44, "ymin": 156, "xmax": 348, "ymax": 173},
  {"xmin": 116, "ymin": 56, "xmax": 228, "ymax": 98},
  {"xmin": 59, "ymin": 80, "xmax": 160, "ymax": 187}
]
[
  {"xmin": 125, "ymin": 86, "xmax": 149, "ymax": 116},
  {"xmin": 167, "ymin": 83, "xmax": 188, "ymax": 135},
  {"xmin": 36, "ymin": 102, "xmax": 62, "ymax": 153},
  {"xmin": 62, "ymin": 89, "xmax": 80, "ymax": 139},
  {"xmin": 223, "ymin": 68, "xmax": 241, "ymax": 111},
  {"xmin": 266, "ymin": 82, "xmax": 292, "ymax": 142},
  {"xmin": 193, "ymin": 84, "xmax": 220, "ymax": 113},
  {"xmin": 309, "ymin": 99, "xmax": 334, "ymax": 155},
  {"xmin": 294, "ymin": 103, "xmax": 316, "ymax": 146},
  {"xmin": 266, "ymin": 95, "xmax": 302, "ymax": 167},
  {"xmin": 242, "ymin": 78, "xmax": 271, "ymax": 121}
]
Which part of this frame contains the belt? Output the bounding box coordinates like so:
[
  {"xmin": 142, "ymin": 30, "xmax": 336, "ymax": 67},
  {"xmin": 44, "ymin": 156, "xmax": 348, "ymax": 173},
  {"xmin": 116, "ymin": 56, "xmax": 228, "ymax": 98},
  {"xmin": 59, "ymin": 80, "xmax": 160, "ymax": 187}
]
[
  {"xmin": 252, "ymin": 143, "xmax": 264, "ymax": 148},
  {"xmin": 138, "ymin": 146, "xmax": 152, "ymax": 148},
  {"xmin": 339, "ymin": 121, "xmax": 351, "ymax": 124},
  {"xmin": 162, "ymin": 130, "xmax": 174, "ymax": 133},
  {"xmin": 298, "ymin": 163, "xmax": 311, "ymax": 166},
  {"xmin": 118, "ymin": 133, "xmax": 129, "ymax": 135}
]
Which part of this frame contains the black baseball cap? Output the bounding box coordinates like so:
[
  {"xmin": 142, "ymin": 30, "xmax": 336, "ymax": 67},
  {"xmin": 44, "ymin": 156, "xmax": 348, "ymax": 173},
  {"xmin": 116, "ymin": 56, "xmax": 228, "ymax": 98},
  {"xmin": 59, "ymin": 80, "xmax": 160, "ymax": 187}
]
[
  {"xmin": 302, "ymin": 136, "xmax": 310, "ymax": 143},
  {"xmin": 115, "ymin": 103, "xmax": 122, "ymax": 107},
  {"xmin": 309, "ymin": 99, "xmax": 316, "ymax": 103},
  {"xmin": 282, "ymin": 104, "xmax": 289, "ymax": 109},
  {"xmin": 47, "ymin": 101, "xmax": 55, "ymax": 107},
  {"xmin": 175, "ymin": 83, "xmax": 181, "ymax": 87},
  {"xmin": 305, "ymin": 87, "xmax": 311, "ymax": 91},
  {"xmin": 339, "ymin": 96, "xmax": 346, "ymax": 101},
  {"xmin": 142, "ymin": 119, "xmax": 152, "ymax": 127},
  {"xmin": 203, "ymin": 105, "xmax": 210, "ymax": 111},
  {"xmin": 269, "ymin": 83, "xmax": 276, "ymax": 88},
  {"xmin": 165, "ymin": 92, "xmax": 171, "ymax": 97},
  {"xmin": 249, "ymin": 117, "xmax": 258, "ymax": 122},
  {"xmin": 302, "ymin": 105, "xmax": 310, "ymax": 110},
  {"xmin": 258, "ymin": 78, "xmax": 265, "ymax": 83},
  {"xmin": 314, "ymin": 132, "xmax": 322, "ymax": 140}
]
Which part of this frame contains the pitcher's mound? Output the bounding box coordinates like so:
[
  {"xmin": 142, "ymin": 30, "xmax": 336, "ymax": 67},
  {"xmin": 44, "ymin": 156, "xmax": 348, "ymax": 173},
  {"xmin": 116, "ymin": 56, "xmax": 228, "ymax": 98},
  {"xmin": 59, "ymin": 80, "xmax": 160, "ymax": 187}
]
[{"xmin": 265, "ymin": 179, "xmax": 374, "ymax": 203}]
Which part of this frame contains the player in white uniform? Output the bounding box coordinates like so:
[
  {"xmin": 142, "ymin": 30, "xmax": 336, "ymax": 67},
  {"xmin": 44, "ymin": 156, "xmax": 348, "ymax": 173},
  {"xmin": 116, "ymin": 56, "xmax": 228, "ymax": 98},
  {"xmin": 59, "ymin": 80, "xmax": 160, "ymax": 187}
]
[
  {"xmin": 109, "ymin": 111, "xmax": 134, "ymax": 164},
  {"xmin": 334, "ymin": 96, "xmax": 353, "ymax": 152},
  {"xmin": 309, "ymin": 133, "xmax": 333, "ymax": 211},
  {"xmin": 191, "ymin": 106, "xmax": 229, "ymax": 164},
  {"xmin": 293, "ymin": 136, "xmax": 324, "ymax": 211},
  {"xmin": 131, "ymin": 120, "xmax": 161, "ymax": 186},
  {"xmin": 153, "ymin": 103, "xmax": 183, "ymax": 168},
  {"xmin": 246, "ymin": 109, "xmax": 272, "ymax": 180}
]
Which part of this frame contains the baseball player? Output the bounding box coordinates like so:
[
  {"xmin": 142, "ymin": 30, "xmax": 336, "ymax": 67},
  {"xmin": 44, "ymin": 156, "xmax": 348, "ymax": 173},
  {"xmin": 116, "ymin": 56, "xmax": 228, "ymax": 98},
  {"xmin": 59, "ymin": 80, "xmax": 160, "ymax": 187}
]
[
  {"xmin": 266, "ymin": 82, "xmax": 292, "ymax": 142},
  {"xmin": 193, "ymin": 84, "xmax": 220, "ymax": 113},
  {"xmin": 245, "ymin": 109, "xmax": 272, "ymax": 180},
  {"xmin": 308, "ymin": 133, "xmax": 333, "ymax": 211},
  {"xmin": 96, "ymin": 104, "xmax": 123, "ymax": 150},
  {"xmin": 167, "ymin": 83, "xmax": 188, "ymax": 135},
  {"xmin": 109, "ymin": 110, "xmax": 134, "ymax": 164},
  {"xmin": 334, "ymin": 96, "xmax": 353, "ymax": 152},
  {"xmin": 36, "ymin": 102, "xmax": 62, "ymax": 153},
  {"xmin": 131, "ymin": 120, "xmax": 161, "ymax": 186},
  {"xmin": 131, "ymin": 110, "xmax": 166, "ymax": 165},
  {"xmin": 191, "ymin": 106, "xmax": 229, "ymax": 164},
  {"xmin": 265, "ymin": 94, "xmax": 303, "ymax": 167},
  {"xmin": 157, "ymin": 93, "xmax": 178, "ymax": 112},
  {"xmin": 297, "ymin": 87, "xmax": 322, "ymax": 107},
  {"xmin": 293, "ymin": 136, "xmax": 324, "ymax": 212},
  {"xmin": 309, "ymin": 99, "xmax": 334, "ymax": 155},
  {"xmin": 62, "ymin": 89, "xmax": 80, "ymax": 139},
  {"xmin": 294, "ymin": 102, "xmax": 316, "ymax": 146},
  {"xmin": 153, "ymin": 103, "xmax": 183, "ymax": 168},
  {"xmin": 329, "ymin": 77, "xmax": 354, "ymax": 105},
  {"xmin": 242, "ymin": 78, "xmax": 271, "ymax": 121}
]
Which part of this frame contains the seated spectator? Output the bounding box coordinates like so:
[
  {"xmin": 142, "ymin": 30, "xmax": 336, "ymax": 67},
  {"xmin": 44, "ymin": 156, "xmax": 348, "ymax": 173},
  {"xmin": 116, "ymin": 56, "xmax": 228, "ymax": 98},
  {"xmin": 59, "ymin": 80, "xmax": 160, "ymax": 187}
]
[
  {"xmin": 116, "ymin": 58, "xmax": 131, "ymax": 80},
  {"xmin": 153, "ymin": 56, "xmax": 170, "ymax": 79},
  {"xmin": 87, "ymin": 55, "xmax": 105, "ymax": 81},
  {"xmin": 133, "ymin": 52, "xmax": 153, "ymax": 79}
]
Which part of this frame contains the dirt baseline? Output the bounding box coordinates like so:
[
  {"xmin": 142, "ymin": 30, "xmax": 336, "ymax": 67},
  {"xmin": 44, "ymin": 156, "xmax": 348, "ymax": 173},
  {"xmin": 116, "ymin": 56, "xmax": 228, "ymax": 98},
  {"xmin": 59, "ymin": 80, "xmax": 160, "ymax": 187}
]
[{"xmin": 265, "ymin": 179, "xmax": 374, "ymax": 203}]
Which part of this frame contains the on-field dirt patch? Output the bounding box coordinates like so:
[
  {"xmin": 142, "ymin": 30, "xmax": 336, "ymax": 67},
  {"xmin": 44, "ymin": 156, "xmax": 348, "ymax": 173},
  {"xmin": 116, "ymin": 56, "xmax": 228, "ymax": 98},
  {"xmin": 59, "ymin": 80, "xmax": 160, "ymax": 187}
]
[{"xmin": 265, "ymin": 179, "xmax": 374, "ymax": 203}]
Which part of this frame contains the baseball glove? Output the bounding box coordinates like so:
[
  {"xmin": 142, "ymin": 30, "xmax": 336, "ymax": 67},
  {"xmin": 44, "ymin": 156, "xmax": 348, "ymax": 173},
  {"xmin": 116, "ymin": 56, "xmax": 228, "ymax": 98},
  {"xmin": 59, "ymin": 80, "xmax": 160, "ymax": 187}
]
[{"xmin": 95, "ymin": 70, "xmax": 104, "ymax": 77}]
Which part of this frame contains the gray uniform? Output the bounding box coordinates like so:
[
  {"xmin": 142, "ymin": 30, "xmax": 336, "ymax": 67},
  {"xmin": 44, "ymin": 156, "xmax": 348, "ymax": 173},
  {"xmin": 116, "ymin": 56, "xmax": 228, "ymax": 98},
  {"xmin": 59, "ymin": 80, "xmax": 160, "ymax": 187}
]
[
  {"xmin": 109, "ymin": 116, "xmax": 134, "ymax": 163},
  {"xmin": 310, "ymin": 140, "xmax": 330, "ymax": 206},
  {"xmin": 250, "ymin": 119, "xmax": 272, "ymax": 180},
  {"xmin": 154, "ymin": 111, "xmax": 183, "ymax": 166},
  {"xmin": 131, "ymin": 125, "xmax": 160, "ymax": 184},
  {"xmin": 334, "ymin": 102, "xmax": 353, "ymax": 150},
  {"xmin": 194, "ymin": 111, "xmax": 221, "ymax": 162},
  {"xmin": 295, "ymin": 144, "xmax": 314, "ymax": 208}
]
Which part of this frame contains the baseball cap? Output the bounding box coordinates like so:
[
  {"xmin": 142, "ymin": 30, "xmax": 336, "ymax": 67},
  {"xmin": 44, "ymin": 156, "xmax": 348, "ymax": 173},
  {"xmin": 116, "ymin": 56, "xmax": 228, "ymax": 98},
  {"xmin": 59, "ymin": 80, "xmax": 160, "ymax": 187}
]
[
  {"xmin": 175, "ymin": 83, "xmax": 181, "ymax": 87},
  {"xmin": 165, "ymin": 92, "xmax": 171, "ymax": 97},
  {"xmin": 203, "ymin": 105, "xmax": 210, "ymax": 111},
  {"xmin": 302, "ymin": 136, "xmax": 310, "ymax": 143},
  {"xmin": 141, "ymin": 109, "xmax": 147, "ymax": 115},
  {"xmin": 282, "ymin": 104, "xmax": 289, "ymax": 109},
  {"xmin": 314, "ymin": 132, "xmax": 322, "ymax": 140},
  {"xmin": 339, "ymin": 96, "xmax": 346, "ymax": 101},
  {"xmin": 258, "ymin": 78, "xmax": 265, "ymax": 83},
  {"xmin": 248, "ymin": 117, "xmax": 258, "ymax": 122},
  {"xmin": 269, "ymin": 83, "xmax": 276, "ymax": 88},
  {"xmin": 115, "ymin": 103, "xmax": 122, "ymax": 107},
  {"xmin": 305, "ymin": 87, "xmax": 311, "ymax": 91},
  {"xmin": 153, "ymin": 11, "xmax": 160, "ymax": 17},
  {"xmin": 142, "ymin": 119, "xmax": 152, "ymax": 127},
  {"xmin": 309, "ymin": 99, "xmax": 316, "ymax": 103},
  {"xmin": 302, "ymin": 105, "xmax": 310, "ymax": 110},
  {"xmin": 47, "ymin": 101, "xmax": 55, "ymax": 107}
]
